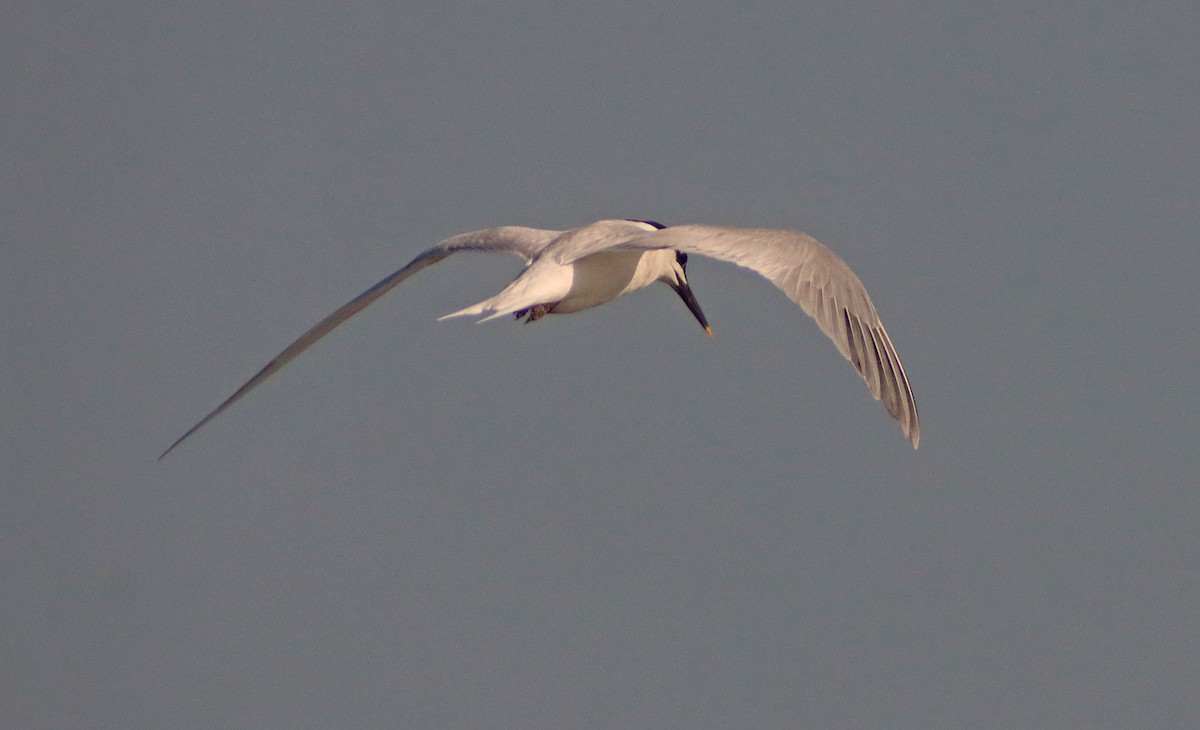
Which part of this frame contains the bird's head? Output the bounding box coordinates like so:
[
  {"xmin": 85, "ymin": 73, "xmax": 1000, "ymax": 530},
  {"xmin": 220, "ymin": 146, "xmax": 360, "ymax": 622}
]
[
  {"xmin": 625, "ymin": 219, "xmax": 713, "ymax": 338},
  {"xmin": 663, "ymin": 249, "xmax": 713, "ymax": 338}
]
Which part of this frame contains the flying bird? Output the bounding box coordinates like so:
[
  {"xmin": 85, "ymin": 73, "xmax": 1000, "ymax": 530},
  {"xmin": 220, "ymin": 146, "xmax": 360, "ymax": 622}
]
[{"xmin": 161, "ymin": 219, "xmax": 919, "ymax": 457}]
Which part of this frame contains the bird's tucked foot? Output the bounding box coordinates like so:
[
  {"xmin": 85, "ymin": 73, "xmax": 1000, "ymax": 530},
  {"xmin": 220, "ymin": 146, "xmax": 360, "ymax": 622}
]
[{"xmin": 514, "ymin": 304, "xmax": 551, "ymax": 323}]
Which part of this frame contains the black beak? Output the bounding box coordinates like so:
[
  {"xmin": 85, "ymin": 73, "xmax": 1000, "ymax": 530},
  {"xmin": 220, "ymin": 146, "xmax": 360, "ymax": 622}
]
[{"xmin": 669, "ymin": 278, "xmax": 714, "ymax": 338}]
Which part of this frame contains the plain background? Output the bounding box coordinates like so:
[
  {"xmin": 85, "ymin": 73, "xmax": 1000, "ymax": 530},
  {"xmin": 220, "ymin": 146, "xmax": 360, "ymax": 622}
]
[{"xmin": 4, "ymin": 2, "xmax": 1198, "ymax": 728}]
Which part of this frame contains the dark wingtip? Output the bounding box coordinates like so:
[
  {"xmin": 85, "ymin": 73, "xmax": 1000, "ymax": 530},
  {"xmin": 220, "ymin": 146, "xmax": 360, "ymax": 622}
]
[{"xmin": 158, "ymin": 421, "xmax": 203, "ymax": 460}]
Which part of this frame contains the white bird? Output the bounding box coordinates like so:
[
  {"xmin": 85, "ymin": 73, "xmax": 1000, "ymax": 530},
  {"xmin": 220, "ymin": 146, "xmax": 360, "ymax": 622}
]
[{"xmin": 161, "ymin": 219, "xmax": 919, "ymax": 457}]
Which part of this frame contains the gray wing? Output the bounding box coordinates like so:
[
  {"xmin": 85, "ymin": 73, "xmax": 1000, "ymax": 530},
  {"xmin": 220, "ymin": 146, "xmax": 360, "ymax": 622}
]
[
  {"xmin": 581, "ymin": 224, "xmax": 920, "ymax": 448},
  {"xmin": 543, "ymin": 218, "xmax": 668, "ymax": 261},
  {"xmin": 160, "ymin": 226, "xmax": 560, "ymax": 458}
]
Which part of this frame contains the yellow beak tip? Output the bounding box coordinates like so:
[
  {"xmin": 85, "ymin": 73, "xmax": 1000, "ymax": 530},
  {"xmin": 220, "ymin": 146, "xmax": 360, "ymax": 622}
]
[{"xmin": 704, "ymin": 326, "xmax": 714, "ymax": 338}]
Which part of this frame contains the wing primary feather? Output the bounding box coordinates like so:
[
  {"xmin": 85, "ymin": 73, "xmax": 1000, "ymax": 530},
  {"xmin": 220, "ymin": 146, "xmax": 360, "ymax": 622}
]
[
  {"xmin": 862, "ymin": 318, "xmax": 886, "ymax": 400},
  {"xmin": 875, "ymin": 324, "xmax": 920, "ymax": 448},
  {"xmin": 870, "ymin": 326, "xmax": 900, "ymax": 415},
  {"xmin": 842, "ymin": 308, "xmax": 864, "ymax": 370}
]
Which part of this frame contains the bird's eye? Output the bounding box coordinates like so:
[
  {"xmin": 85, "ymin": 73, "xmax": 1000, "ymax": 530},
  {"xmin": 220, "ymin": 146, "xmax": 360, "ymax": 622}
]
[{"xmin": 676, "ymin": 251, "xmax": 688, "ymax": 266}]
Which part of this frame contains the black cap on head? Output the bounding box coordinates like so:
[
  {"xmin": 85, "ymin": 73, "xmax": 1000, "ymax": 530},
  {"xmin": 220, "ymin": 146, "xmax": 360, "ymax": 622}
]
[{"xmin": 625, "ymin": 218, "xmax": 667, "ymax": 229}]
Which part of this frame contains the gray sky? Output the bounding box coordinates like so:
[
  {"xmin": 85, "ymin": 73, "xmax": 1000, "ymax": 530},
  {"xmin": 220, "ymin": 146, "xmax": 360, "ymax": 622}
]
[{"xmin": 4, "ymin": 2, "xmax": 1199, "ymax": 728}]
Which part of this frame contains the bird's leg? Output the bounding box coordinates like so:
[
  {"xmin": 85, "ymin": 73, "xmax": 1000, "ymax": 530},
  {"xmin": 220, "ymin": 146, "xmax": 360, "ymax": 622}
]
[
  {"xmin": 511, "ymin": 304, "xmax": 552, "ymax": 323},
  {"xmin": 523, "ymin": 304, "xmax": 550, "ymax": 323}
]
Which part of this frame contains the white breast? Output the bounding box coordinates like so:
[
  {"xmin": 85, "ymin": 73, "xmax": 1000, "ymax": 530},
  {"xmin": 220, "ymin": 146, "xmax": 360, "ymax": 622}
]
[{"xmin": 551, "ymin": 250, "xmax": 657, "ymax": 313}]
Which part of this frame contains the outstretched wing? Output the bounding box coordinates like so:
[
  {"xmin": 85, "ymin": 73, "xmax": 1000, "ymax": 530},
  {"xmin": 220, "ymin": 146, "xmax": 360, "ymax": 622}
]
[
  {"xmin": 584, "ymin": 224, "xmax": 920, "ymax": 448},
  {"xmin": 160, "ymin": 226, "xmax": 561, "ymax": 458}
]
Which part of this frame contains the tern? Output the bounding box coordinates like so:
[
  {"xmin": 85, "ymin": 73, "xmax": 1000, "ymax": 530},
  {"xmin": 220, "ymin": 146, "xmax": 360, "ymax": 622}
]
[{"xmin": 161, "ymin": 218, "xmax": 919, "ymax": 457}]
